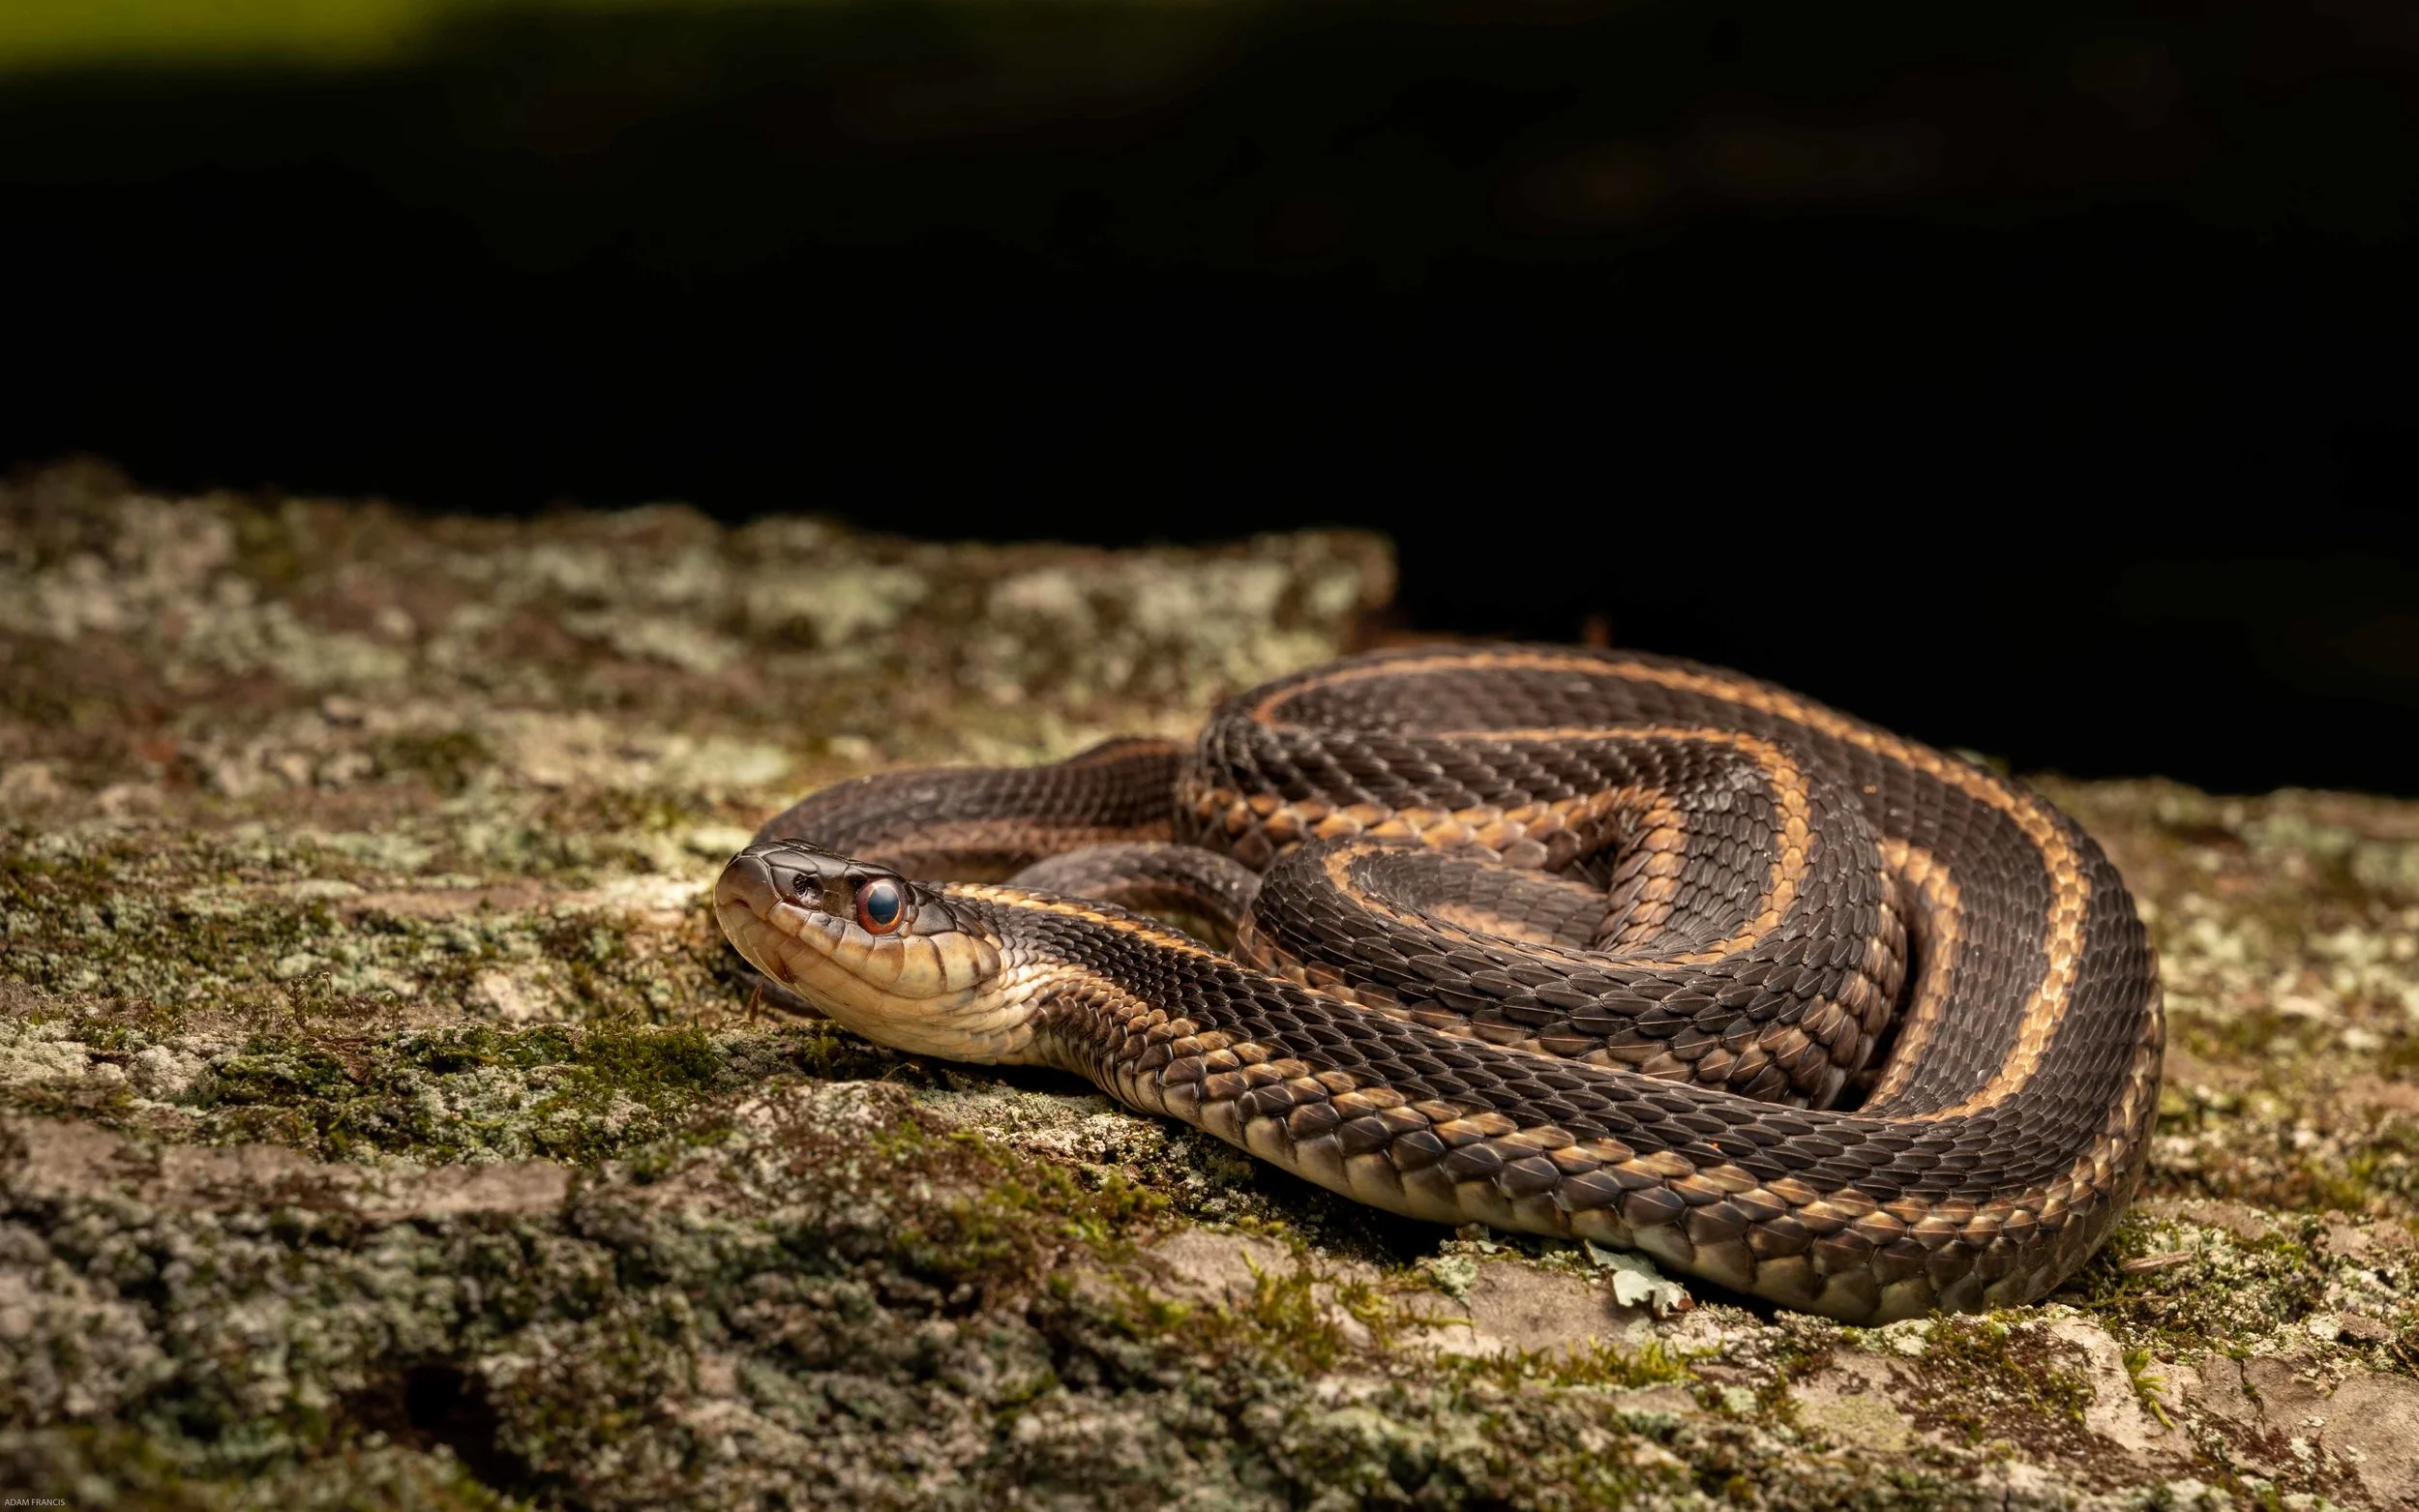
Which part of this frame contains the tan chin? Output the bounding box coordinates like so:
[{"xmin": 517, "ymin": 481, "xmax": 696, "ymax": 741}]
[{"xmin": 715, "ymin": 901, "xmax": 1030, "ymax": 1065}]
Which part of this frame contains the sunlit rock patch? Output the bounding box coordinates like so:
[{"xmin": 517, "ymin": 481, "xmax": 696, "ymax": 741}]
[{"xmin": 2, "ymin": 464, "xmax": 2416, "ymax": 1507}]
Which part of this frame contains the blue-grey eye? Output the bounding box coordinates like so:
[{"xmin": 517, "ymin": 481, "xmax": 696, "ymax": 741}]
[{"xmin": 855, "ymin": 878, "xmax": 905, "ymax": 934}]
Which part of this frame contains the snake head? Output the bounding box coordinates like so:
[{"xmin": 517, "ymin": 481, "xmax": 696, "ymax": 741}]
[{"xmin": 714, "ymin": 840, "xmax": 1029, "ymax": 1060}]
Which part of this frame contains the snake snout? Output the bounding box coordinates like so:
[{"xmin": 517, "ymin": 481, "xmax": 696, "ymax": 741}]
[
  {"xmin": 717, "ymin": 838, "xmax": 868, "ymax": 919},
  {"xmin": 714, "ymin": 844, "xmax": 783, "ymax": 919}
]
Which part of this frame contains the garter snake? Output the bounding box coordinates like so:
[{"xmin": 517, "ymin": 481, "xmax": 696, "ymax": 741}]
[{"xmin": 715, "ymin": 645, "xmax": 2162, "ymax": 1322}]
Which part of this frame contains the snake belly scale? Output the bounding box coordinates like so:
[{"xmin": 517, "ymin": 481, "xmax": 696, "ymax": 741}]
[{"xmin": 715, "ymin": 645, "xmax": 2163, "ymax": 1323}]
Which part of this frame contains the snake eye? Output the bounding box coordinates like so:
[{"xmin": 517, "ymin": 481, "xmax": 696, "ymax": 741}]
[{"xmin": 854, "ymin": 878, "xmax": 906, "ymax": 934}]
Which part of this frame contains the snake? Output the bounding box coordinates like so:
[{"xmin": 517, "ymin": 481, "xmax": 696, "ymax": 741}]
[{"xmin": 714, "ymin": 644, "xmax": 2163, "ymax": 1323}]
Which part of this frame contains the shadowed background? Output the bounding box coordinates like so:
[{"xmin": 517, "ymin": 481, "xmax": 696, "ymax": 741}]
[{"xmin": 4, "ymin": 0, "xmax": 2415, "ymax": 793}]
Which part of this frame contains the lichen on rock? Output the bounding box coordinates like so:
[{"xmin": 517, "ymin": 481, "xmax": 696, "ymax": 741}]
[{"xmin": 3, "ymin": 462, "xmax": 2416, "ymax": 1508}]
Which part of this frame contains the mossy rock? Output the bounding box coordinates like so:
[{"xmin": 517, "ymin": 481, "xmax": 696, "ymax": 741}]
[{"xmin": 3, "ymin": 464, "xmax": 2416, "ymax": 1509}]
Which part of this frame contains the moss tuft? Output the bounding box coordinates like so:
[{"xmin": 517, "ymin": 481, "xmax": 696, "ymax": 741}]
[{"xmin": 1907, "ymin": 1313, "xmax": 2095, "ymax": 1448}]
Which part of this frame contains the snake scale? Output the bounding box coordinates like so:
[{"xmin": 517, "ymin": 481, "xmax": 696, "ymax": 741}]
[{"xmin": 715, "ymin": 644, "xmax": 2163, "ymax": 1322}]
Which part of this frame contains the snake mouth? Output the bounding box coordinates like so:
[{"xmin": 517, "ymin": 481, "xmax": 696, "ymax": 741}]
[{"xmin": 714, "ymin": 841, "xmax": 1029, "ymax": 1061}]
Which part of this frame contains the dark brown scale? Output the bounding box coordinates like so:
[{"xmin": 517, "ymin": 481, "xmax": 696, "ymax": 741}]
[
  {"xmin": 755, "ymin": 736, "xmax": 1186, "ymax": 879},
  {"xmin": 751, "ymin": 643, "xmax": 2163, "ymax": 1323},
  {"xmin": 1005, "ymin": 844, "xmax": 1261, "ymax": 951}
]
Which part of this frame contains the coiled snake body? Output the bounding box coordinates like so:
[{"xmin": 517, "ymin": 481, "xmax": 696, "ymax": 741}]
[{"xmin": 715, "ymin": 645, "xmax": 2162, "ymax": 1322}]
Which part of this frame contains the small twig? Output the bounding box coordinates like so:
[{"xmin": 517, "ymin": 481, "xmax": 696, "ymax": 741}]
[{"xmin": 2120, "ymin": 1249, "xmax": 2194, "ymax": 1275}]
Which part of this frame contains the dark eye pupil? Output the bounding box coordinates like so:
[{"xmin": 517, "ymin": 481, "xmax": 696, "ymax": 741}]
[{"xmin": 862, "ymin": 882, "xmax": 901, "ymax": 926}]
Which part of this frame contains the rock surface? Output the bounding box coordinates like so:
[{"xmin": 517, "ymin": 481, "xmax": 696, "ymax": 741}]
[{"xmin": 2, "ymin": 462, "xmax": 2417, "ymax": 1508}]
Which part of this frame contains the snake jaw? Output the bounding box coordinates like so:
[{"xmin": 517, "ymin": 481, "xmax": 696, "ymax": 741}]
[{"xmin": 715, "ymin": 841, "xmax": 1028, "ymax": 1062}]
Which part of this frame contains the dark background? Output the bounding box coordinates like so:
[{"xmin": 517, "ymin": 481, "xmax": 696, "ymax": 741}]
[{"xmin": 4, "ymin": 0, "xmax": 2415, "ymax": 794}]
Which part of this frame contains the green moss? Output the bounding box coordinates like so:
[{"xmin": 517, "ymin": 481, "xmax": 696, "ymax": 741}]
[
  {"xmin": 223, "ymin": 1042, "xmax": 361, "ymax": 1099},
  {"xmin": 1740, "ymin": 1315, "xmax": 1837, "ymax": 1417},
  {"xmin": 4, "ymin": 1074, "xmax": 139, "ymax": 1125},
  {"xmin": 1909, "ymin": 1313, "xmax": 2094, "ymax": 1447},
  {"xmin": 527, "ymin": 912, "xmax": 732, "ymax": 1023},
  {"xmin": 759, "ymin": 1018, "xmax": 910, "ymax": 1084},
  {"xmin": 1234, "ymin": 1258, "xmax": 1356, "ymax": 1373},
  {"xmin": 2074, "ymin": 1213, "xmax": 2328, "ymax": 1358},
  {"xmin": 227, "ymin": 498, "xmax": 312, "ymax": 591},
  {"xmin": 0, "ymin": 827, "xmax": 399, "ymax": 1018},
  {"xmin": 369, "ymin": 729, "xmax": 494, "ymax": 798},
  {"xmin": 564, "ymin": 1022, "xmax": 720, "ymax": 1093},
  {"xmin": 2171, "ymin": 1003, "xmax": 2332, "ymax": 1064},
  {"xmin": 0, "ymin": 1426, "xmax": 522, "ymax": 1512},
  {"xmin": 157, "ymin": 1023, "xmax": 754, "ymax": 1164},
  {"xmin": 1448, "ymin": 1336, "xmax": 1697, "ymax": 1393},
  {"xmin": 881, "ymin": 1124, "xmax": 1173, "ymax": 1296},
  {"xmin": 2121, "ymin": 1344, "xmax": 2175, "ymax": 1429}
]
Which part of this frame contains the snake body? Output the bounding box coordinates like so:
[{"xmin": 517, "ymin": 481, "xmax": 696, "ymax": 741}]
[{"xmin": 716, "ymin": 645, "xmax": 2163, "ymax": 1322}]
